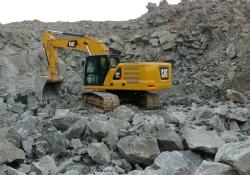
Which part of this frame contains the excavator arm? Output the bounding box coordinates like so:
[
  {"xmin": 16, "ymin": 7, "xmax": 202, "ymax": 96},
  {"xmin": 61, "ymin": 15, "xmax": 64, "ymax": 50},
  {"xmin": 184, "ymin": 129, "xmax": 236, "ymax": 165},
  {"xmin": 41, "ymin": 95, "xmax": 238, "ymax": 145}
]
[
  {"xmin": 37, "ymin": 30, "xmax": 110, "ymax": 101},
  {"xmin": 42, "ymin": 30, "xmax": 110, "ymax": 81}
]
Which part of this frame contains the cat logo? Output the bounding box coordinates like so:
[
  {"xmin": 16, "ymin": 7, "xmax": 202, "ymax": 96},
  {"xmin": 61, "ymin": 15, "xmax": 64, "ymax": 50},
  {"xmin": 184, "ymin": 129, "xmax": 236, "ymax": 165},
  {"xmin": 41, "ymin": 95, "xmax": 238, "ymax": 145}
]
[
  {"xmin": 67, "ymin": 41, "xmax": 77, "ymax": 47},
  {"xmin": 160, "ymin": 67, "xmax": 168, "ymax": 79}
]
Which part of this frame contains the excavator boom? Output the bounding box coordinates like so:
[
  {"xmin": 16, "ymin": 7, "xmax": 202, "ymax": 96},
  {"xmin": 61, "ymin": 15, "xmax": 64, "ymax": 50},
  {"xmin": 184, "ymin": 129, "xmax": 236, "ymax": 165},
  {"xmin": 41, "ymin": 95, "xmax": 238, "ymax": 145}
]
[{"xmin": 37, "ymin": 30, "xmax": 109, "ymax": 101}]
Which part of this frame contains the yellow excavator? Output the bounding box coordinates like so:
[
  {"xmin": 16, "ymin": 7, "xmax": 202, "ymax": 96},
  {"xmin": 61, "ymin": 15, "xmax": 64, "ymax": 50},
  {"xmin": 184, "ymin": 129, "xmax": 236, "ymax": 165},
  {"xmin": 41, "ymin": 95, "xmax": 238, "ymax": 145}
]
[{"xmin": 37, "ymin": 30, "xmax": 172, "ymax": 112}]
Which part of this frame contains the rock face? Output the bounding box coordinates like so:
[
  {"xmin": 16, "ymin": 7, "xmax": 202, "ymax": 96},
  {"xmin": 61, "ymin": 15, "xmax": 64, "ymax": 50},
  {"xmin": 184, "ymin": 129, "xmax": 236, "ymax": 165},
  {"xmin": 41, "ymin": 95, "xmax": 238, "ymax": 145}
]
[
  {"xmin": 87, "ymin": 142, "xmax": 111, "ymax": 165},
  {"xmin": 0, "ymin": 140, "xmax": 25, "ymax": 164},
  {"xmin": 215, "ymin": 140, "xmax": 250, "ymax": 175},
  {"xmin": 154, "ymin": 151, "xmax": 197, "ymax": 175},
  {"xmin": 194, "ymin": 160, "xmax": 239, "ymax": 175},
  {"xmin": 182, "ymin": 127, "xmax": 225, "ymax": 154},
  {"xmin": 117, "ymin": 135, "xmax": 160, "ymax": 165}
]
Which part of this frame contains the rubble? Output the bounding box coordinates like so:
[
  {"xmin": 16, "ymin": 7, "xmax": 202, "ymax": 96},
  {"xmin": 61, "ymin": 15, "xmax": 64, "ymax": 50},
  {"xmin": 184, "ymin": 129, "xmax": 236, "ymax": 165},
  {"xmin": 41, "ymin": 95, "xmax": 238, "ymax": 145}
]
[
  {"xmin": 117, "ymin": 135, "xmax": 160, "ymax": 165},
  {"xmin": 0, "ymin": 140, "xmax": 25, "ymax": 164},
  {"xmin": 194, "ymin": 160, "xmax": 239, "ymax": 175},
  {"xmin": 156, "ymin": 127, "xmax": 184, "ymax": 151},
  {"xmin": 182, "ymin": 127, "xmax": 225, "ymax": 154},
  {"xmin": 154, "ymin": 151, "xmax": 197, "ymax": 175},
  {"xmin": 215, "ymin": 139, "xmax": 250, "ymax": 175},
  {"xmin": 87, "ymin": 142, "xmax": 111, "ymax": 165},
  {"xmin": 1, "ymin": 0, "xmax": 250, "ymax": 174}
]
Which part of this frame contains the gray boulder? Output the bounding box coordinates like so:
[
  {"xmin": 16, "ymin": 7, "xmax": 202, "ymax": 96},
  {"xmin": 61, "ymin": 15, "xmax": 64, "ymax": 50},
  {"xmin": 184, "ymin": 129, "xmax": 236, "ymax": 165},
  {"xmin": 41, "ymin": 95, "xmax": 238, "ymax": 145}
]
[
  {"xmin": 50, "ymin": 109, "xmax": 82, "ymax": 131},
  {"xmin": 45, "ymin": 131, "xmax": 66, "ymax": 155},
  {"xmin": 154, "ymin": 151, "xmax": 197, "ymax": 175},
  {"xmin": 0, "ymin": 164, "xmax": 26, "ymax": 175},
  {"xmin": 88, "ymin": 117, "xmax": 130, "ymax": 143},
  {"xmin": 156, "ymin": 128, "xmax": 184, "ymax": 151},
  {"xmin": 194, "ymin": 160, "xmax": 239, "ymax": 175},
  {"xmin": 36, "ymin": 155, "xmax": 58, "ymax": 175},
  {"xmin": 226, "ymin": 113, "xmax": 247, "ymax": 123},
  {"xmin": 104, "ymin": 118, "xmax": 130, "ymax": 149},
  {"xmin": 31, "ymin": 162, "xmax": 49, "ymax": 175},
  {"xmin": 215, "ymin": 139, "xmax": 250, "ymax": 175},
  {"xmin": 117, "ymin": 135, "xmax": 160, "ymax": 165},
  {"xmin": 193, "ymin": 106, "xmax": 213, "ymax": 120},
  {"xmin": 22, "ymin": 136, "xmax": 34, "ymax": 158},
  {"xmin": 0, "ymin": 140, "xmax": 25, "ymax": 164},
  {"xmin": 87, "ymin": 142, "xmax": 111, "ymax": 165},
  {"xmin": 0, "ymin": 127, "xmax": 22, "ymax": 148},
  {"xmin": 180, "ymin": 150, "xmax": 203, "ymax": 167},
  {"xmin": 63, "ymin": 117, "xmax": 88, "ymax": 139},
  {"xmin": 132, "ymin": 114, "xmax": 165, "ymax": 133},
  {"xmin": 182, "ymin": 127, "xmax": 225, "ymax": 154},
  {"xmin": 165, "ymin": 111, "xmax": 188, "ymax": 124},
  {"xmin": 110, "ymin": 105, "xmax": 135, "ymax": 122},
  {"xmin": 88, "ymin": 119, "xmax": 109, "ymax": 140},
  {"xmin": 226, "ymin": 89, "xmax": 248, "ymax": 104}
]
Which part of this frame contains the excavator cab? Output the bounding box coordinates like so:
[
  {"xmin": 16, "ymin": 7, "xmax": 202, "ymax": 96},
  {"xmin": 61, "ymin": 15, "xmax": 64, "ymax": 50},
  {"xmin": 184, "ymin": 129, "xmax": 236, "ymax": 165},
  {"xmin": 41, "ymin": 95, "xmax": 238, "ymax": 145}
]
[{"xmin": 84, "ymin": 55, "xmax": 120, "ymax": 86}]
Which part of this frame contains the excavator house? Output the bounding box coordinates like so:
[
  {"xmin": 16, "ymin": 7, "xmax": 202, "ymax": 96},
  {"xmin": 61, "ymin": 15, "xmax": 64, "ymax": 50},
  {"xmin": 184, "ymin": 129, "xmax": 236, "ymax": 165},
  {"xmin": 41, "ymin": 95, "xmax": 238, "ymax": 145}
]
[{"xmin": 37, "ymin": 30, "xmax": 172, "ymax": 112}]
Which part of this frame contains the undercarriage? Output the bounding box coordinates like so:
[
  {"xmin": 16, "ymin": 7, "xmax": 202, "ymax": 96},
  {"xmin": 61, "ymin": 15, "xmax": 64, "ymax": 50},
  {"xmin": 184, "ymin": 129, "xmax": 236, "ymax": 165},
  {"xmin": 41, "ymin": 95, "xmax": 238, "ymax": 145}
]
[{"xmin": 82, "ymin": 90, "xmax": 161, "ymax": 113}]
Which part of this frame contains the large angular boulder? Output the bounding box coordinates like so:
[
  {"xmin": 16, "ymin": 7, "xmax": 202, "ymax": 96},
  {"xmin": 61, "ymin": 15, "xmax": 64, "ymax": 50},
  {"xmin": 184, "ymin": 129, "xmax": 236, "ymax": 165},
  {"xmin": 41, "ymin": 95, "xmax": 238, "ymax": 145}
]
[
  {"xmin": 215, "ymin": 140, "xmax": 250, "ymax": 175},
  {"xmin": 132, "ymin": 114, "xmax": 165, "ymax": 133},
  {"xmin": 192, "ymin": 106, "xmax": 213, "ymax": 120},
  {"xmin": 87, "ymin": 142, "xmax": 111, "ymax": 165},
  {"xmin": 117, "ymin": 135, "xmax": 160, "ymax": 165},
  {"xmin": 104, "ymin": 118, "xmax": 130, "ymax": 149},
  {"xmin": 194, "ymin": 160, "xmax": 239, "ymax": 175},
  {"xmin": 0, "ymin": 127, "xmax": 22, "ymax": 148},
  {"xmin": 226, "ymin": 113, "xmax": 247, "ymax": 123},
  {"xmin": 156, "ymin": 128, "xmax": 184, "ymax": 151},
  {"xmin": 45, "ymin": 131, "xmax": 66, "ymax": 155},
  {"xmin": 88, "ymin": 119, "xmax": 109, "ymax": 140},
  {"xmin": 63, "ymin": 117, "xmax": 88, "ymax": 139},
  {"xmin": 182, "ymin": 127, "xmax": 225, "ymax": 154},
  {"xmin": 31, "ymin": 162, "xmax": 49, "ymax": 175},
  {"xmin": 165, "ymin": 111, "xmax": 188, "ymax": 124},
  {"xmin": 110, "ymin": 105, "xmax": 135, "ymax": 122},
  {"xmin": 0, "ymin": 140, "xmax": 25, "ymax": 164},
  {"xmin": 0, "ymin": 164, "xmax": 26, "ymax": 175},
  {"xmin": 50, "ymin": 109, "xmax": 82, "ymax": 131},
  {"xmin": 88, "ymin": 117, "xmax": 130, "ymax": 144},
  {"xmin": 154, "ymin": 151, "xmax": 197, "ymax": 175},
  {"xmin": 32, "ymin": 155, "xmax": 58, "ymax": 175},
  {"xmin": 180, "ymin": 150, "xmax": 203, "ymax": 167}
]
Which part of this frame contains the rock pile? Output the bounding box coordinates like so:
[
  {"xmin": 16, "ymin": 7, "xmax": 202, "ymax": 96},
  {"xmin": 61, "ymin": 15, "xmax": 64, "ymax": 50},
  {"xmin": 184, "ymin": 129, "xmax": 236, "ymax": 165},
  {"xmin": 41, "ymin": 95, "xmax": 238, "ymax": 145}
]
[{"xmin": 0, "ymin": 0, "xmax": 250, "ymax": 175}]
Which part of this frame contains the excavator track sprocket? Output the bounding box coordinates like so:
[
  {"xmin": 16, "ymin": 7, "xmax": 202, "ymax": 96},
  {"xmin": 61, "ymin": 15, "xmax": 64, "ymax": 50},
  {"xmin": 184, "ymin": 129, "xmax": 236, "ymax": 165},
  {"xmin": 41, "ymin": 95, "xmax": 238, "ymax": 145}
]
[{"xmin": 82, "ymin": 91, "xmax": 120, "ymax": 113}]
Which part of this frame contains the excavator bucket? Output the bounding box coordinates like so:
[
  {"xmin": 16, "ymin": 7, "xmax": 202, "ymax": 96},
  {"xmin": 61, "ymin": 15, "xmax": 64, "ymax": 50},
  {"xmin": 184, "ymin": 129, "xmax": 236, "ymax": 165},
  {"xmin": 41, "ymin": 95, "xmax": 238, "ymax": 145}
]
[{"xmin": 36, "ymin": 76, "xmax": 63, "ymax": 101}]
